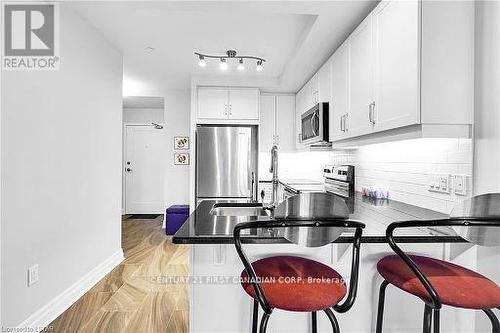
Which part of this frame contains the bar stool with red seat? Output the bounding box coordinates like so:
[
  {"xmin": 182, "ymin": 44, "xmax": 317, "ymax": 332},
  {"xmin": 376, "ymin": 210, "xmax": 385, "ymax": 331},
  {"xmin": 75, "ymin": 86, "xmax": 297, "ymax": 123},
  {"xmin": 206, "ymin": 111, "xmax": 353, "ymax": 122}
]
[
  {"xmin": 233, "ymin": 193, "xmax": 365, "ymax": 333},
  {"xmin": 376, "ymin": 193, "xmax": 500, "ymax": 333}
]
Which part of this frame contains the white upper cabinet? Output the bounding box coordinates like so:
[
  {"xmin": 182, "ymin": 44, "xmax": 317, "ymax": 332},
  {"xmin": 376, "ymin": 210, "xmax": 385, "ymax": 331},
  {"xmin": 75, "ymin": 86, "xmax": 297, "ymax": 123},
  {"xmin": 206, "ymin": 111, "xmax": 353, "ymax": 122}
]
[
  {"xmin": 347, "ymin": 15, "xmax": 375, "ymax": 138},
  {"xmin": 318, "ymin": 60, "xmax": 332, "ymax": 103},
  {"xmin": 259, "ymin": 94, "xmax": 296, "ymax": 153},
  {"xmin": 228, "ymin": 89, "xmax": 260, "ymax": 120},
  {"xmin": 197, "ymin": 87, "xmax": 228, "ymax": 119},
  {"xmin": 261, "ymin": 94, "xmax": 296, "ymax": 153},
  {"xmin": 276, "ymin": 95, "xmax": 296, "ymax": 151},
  {"xmin": 259, "ymin": 95, "xmax": 275, "ymax": 153},
  {"xmin": 197, "ymin": 87, "xmax": 259, "ymax": 121},
  {"xmin": 323, "ymin": 0, "xmax": 472, "ymax": 146},
  {"xmin": 330, "ymin": 43, "xmax": 350, "ymax": 142},
  {"xmin": 373, "ymin": 0, "xmax": 419, "ymax": 132}
]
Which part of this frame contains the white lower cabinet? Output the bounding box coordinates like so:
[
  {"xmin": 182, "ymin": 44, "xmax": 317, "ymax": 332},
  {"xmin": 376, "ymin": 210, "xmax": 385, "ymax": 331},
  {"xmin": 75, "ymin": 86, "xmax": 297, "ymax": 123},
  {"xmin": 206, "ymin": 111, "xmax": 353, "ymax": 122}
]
[{"xmin": 260, "ymin": 94, "xmax": 296, "ymax": 153}]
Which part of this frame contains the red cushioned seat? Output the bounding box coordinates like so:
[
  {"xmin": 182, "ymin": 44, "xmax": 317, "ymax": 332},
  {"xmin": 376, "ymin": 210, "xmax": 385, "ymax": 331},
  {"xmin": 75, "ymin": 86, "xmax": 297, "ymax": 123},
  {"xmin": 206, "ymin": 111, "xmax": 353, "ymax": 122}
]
[
  {"xmin": 240, "ymin": 255, "xmax": 347, "ymax": 312},
  {"xmin": 377, "ymin": 255, "xmax": 500, "ymax": 309}
]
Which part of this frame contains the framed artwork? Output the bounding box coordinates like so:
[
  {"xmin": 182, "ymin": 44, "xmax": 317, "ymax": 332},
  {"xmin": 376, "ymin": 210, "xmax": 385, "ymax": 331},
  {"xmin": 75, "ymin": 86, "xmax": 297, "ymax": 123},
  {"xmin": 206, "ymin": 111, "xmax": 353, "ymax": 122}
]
[
  {"xmin": 174, "ymin": 136, "xmax": 189, "ymax": 150},
  {"xmin": 174, "ymin": 152, "xmax": 189, "ymax": 165}
]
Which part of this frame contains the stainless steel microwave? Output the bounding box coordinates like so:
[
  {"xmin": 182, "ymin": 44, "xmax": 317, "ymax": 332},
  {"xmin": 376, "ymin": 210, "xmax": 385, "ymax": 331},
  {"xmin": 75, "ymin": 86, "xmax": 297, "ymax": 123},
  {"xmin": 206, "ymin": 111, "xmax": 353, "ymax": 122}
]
[{"xmin": 300, "ymin": 102, "xmax": 330, "ymax": 145}]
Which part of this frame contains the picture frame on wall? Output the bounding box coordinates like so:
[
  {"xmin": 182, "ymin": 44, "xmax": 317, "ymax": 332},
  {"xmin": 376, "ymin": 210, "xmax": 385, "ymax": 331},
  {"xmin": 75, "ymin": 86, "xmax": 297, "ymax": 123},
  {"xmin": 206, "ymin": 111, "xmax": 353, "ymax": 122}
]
[
  {"xmin": 174, "ymin": 136, "xmax": 189, "ymax": 150},
  {"xmin": 174, "ymin": 152, "xmax": 189, "ymax": 165}
]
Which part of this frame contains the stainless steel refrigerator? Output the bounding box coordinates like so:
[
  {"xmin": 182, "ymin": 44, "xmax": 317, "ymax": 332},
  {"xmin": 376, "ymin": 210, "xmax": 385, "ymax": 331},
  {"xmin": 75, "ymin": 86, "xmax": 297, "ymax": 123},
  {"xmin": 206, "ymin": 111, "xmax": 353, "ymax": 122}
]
[{"xmin": 196, "ymin": 125, "xmax": 258, "ymax": 205}]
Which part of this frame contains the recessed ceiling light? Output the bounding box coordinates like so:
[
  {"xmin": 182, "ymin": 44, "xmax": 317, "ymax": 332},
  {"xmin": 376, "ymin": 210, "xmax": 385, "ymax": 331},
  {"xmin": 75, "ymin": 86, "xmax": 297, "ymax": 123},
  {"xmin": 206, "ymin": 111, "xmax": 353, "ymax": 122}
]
[{"xmin": 145, "ymin": 46, "xmax": 155, "ymax": 52}]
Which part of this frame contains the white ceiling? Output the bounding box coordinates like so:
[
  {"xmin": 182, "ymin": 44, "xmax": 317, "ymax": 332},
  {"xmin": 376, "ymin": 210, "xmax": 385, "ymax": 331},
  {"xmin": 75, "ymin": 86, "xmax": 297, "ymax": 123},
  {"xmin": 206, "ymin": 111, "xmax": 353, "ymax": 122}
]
[{"xmin": 70, "ymin": 1, "xmax": 377, "ymax": 94}]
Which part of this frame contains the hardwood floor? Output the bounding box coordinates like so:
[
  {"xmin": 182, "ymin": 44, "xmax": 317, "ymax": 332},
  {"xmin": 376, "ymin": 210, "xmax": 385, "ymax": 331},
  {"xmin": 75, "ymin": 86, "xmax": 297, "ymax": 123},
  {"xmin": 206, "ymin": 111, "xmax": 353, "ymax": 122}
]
[{"xmin": 49, "ymin": 216, "xmax": 189, "ymax": 333}]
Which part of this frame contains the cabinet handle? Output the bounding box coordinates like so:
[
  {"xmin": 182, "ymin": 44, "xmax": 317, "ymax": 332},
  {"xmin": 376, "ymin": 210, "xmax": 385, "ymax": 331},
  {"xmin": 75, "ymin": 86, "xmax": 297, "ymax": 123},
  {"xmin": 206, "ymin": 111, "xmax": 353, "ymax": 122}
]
[
  {"xmin": 368, "ymin": 103, "xmax": 373, "ymax": 123},
  {"xmin": 369, "ymin": 102, "xmax": 376, "ymax": 124},
  {"xmin": 340, "ymin": 115, "xmax": 345, "ymax": 132},
  {"xmin": 229, "ymin": 104, "xmax": 232, "ymax": 115},
  {"xmin": 344, "ymin": 113, "xmax": 349, "ymax": 132},
  {"xmin": 224, "ymin": 104, "xmax": 228, "ymax": 116},
  {"xmin": 372, "ymin": 102, "xmax": 376, "ymax": 124}
]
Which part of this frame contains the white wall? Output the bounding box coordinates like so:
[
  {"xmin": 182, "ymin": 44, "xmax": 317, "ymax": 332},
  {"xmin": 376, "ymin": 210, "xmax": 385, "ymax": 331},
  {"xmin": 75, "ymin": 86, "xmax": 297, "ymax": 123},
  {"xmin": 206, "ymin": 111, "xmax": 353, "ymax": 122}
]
[
  {"xmin": 163, "ymin": 90, "xmax": 191, "ymax": 208},
  {"xmin": 474, "ymin": 1, "xmax": 500, "ymax": 331},
  {"xmin": 1, "ymin": 4, "xmax": 123, "ymax": 328},
  {"xmin": 123, "ymin": 107, "xmax": 164, "ymax": 124}
]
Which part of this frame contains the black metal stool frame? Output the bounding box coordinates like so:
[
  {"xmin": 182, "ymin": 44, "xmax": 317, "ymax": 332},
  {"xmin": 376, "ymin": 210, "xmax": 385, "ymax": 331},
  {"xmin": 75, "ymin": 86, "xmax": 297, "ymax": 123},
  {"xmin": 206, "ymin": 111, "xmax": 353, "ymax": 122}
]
[
  {"xmin": 234, "ymin": 218, "xmax": 365, "ymax": 333},
  {"xmin": 376, "ymin": 217, "xmax": 500, "ymax": 333}
]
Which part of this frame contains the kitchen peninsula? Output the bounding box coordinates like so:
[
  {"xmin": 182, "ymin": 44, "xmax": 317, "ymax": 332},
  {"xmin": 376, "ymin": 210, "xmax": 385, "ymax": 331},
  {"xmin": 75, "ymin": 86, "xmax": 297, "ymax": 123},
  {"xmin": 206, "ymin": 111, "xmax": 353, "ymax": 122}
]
[{"xmin": 173, "ymin": 193, "xmax": 474, "ymax": 333}]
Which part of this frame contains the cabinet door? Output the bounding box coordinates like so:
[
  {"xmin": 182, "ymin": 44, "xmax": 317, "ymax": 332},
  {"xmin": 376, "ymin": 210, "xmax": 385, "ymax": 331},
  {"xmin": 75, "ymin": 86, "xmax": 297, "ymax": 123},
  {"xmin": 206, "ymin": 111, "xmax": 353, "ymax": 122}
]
[
  {"xmin": 373, "ymin": 0, "xmax": 419, "ymax": 131},
  {"xmin": 348, "ymin": 15, "xmax": 374, "ymax": 138},
  {"xmin": 276, "ymin": 95, "xmax": 296, "ymax": 151},
  {"xmin": 295, "ymin": 89, "xmax": 308, "ymax": 150},
  {"xmin": 198, "ymin": 87, "xmax": 228, "ymax": 119},
  {"xmin": 310, "ymin": 73, "xmax": 320, "ymax": 105},
  {"xmin": 228, "ymin": 89, "xmax": 259, "ymax": 120},
  {"xmin": 318, "ymin": 60, "xmax": 332, "ymax": 103},
  {"xmin": 330, "ymin": 43, "xmax": 350, "ymax": 141},
  {"xmin": 259, "ymin": 95, "xmax": 275, "ymax": 153}
]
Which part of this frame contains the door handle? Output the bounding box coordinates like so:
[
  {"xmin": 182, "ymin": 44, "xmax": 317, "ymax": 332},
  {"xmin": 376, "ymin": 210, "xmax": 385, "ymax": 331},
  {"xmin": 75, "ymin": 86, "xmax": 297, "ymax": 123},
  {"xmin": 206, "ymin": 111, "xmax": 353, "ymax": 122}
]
[{"xmin": 126, "ymin": 168, "xmax": 132, "ymax": 172}]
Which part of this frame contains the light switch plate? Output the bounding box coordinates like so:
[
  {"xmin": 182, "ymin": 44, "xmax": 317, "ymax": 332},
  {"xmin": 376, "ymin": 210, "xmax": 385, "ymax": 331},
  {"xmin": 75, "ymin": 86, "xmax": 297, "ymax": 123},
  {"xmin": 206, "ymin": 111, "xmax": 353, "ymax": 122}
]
[
  {"xmin": 453, "ymin": 174, "xmax": 467, "ymax": 196},
  {"xmin": 28, "ymin": 264, "xmax": 39, "ymax": 286}
]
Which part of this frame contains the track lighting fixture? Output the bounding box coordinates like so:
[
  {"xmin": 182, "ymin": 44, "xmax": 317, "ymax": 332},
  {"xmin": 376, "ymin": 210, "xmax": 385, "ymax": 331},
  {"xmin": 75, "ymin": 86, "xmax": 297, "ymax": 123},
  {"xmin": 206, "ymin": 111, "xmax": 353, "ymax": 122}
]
[{"xmin": 195, "ymin": 50, "xmax": 266, "ymax": 72}]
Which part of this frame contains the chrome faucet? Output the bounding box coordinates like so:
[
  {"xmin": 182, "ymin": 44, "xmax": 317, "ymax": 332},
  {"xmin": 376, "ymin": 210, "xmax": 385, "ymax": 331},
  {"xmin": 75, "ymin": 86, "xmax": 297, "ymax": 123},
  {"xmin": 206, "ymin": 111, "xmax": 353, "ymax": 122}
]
[{"xmin": 268, "ymin": 145, "xmax": 279, "ymax": 215}]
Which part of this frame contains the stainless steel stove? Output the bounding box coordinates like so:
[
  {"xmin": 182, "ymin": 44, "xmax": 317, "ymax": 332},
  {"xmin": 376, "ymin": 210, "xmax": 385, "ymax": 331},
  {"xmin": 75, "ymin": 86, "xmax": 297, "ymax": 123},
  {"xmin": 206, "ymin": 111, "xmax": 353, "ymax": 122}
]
[{"xmin": 323, "ymin": 165, "xmax": 355, "ymax": 198}]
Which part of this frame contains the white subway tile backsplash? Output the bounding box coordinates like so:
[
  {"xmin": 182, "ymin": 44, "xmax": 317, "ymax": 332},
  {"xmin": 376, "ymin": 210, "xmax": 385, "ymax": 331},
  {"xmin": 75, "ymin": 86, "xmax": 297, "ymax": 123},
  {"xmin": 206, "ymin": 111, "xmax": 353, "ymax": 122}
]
[
  {"xmin": 262, "ymin": 138, "xmax": 472, "ymax": 215},
  {"xmin": 351, "ymin": 138, "xmax": 473, "ymax": 214}
]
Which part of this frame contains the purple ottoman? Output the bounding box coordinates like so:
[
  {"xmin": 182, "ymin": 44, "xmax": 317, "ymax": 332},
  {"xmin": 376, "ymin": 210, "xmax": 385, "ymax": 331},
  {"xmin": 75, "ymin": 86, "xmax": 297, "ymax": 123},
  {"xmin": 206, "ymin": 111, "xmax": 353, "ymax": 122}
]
[{"xmin": 165, "ymin": 205, "xmax": 190, "ymax": 235}]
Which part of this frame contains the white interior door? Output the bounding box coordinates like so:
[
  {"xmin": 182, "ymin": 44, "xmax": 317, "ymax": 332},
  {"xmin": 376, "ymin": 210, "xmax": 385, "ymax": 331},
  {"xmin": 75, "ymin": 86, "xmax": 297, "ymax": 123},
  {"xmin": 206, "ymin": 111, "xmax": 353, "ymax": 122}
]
[{"xmin": 124, "ymin": 125, "xmax": 166, "ymax": 214}]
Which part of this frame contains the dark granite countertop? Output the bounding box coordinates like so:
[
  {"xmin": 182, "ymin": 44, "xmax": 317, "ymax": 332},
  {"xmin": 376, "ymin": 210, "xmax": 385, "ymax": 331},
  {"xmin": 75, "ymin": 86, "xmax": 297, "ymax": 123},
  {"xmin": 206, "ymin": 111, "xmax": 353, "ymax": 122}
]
[{"xmin": 172, "ymin": 192, "xmax": 466, "ymax": 244}]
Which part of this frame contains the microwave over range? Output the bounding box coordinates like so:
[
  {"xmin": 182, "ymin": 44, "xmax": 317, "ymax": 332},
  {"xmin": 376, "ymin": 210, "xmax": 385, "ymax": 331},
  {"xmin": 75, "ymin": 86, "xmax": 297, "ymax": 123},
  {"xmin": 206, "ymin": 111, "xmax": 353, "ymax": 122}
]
[{"xmin": 300, "ymin": 102, "xmax": 330, "ymax": 145}]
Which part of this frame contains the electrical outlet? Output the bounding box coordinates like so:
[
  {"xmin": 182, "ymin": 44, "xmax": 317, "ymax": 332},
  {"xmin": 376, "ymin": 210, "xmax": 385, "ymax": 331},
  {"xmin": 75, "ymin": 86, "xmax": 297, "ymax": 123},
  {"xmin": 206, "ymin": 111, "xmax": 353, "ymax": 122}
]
[
  {"xmin": 453, "ymin": 174, "xmax": 467, "ymax": 196},
  {"xmin": 428, "ymin": 174, "xmax": 451, "ymax": 194},
  {"xmin": 28, "ymin": 264, "xmax": 39, "ymax": 286}
]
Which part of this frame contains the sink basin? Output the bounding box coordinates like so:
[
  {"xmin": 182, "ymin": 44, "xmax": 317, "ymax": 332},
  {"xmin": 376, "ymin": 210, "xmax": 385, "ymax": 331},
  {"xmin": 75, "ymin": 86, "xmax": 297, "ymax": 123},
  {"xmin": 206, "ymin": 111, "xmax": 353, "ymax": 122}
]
[{"xmin": 210, "ymin": 203, "xmax": 268, "ymax": 217}]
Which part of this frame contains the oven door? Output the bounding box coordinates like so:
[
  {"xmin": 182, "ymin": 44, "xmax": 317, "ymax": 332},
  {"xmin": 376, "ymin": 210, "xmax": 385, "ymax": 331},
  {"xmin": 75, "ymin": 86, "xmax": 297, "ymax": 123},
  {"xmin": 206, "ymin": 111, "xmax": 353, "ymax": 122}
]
[{"xmin": 301, "ymin": 105, "xmax": 323, "ymax": 145}]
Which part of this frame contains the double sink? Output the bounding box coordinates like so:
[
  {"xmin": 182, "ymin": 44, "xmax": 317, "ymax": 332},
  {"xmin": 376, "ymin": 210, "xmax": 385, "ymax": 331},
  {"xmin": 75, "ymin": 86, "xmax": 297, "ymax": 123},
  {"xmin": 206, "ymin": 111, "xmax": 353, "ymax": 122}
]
[{"xmin": 210, "ymin": 202, "xmax": 269, "ymax": 218}]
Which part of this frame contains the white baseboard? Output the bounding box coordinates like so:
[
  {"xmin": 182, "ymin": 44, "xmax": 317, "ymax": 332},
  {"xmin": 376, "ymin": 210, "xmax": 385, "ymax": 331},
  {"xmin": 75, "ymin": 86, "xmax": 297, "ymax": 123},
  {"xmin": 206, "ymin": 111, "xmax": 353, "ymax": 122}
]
[{"xmin": 18, "ymin": 249, "xmax": 124, "ymax": 332}]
